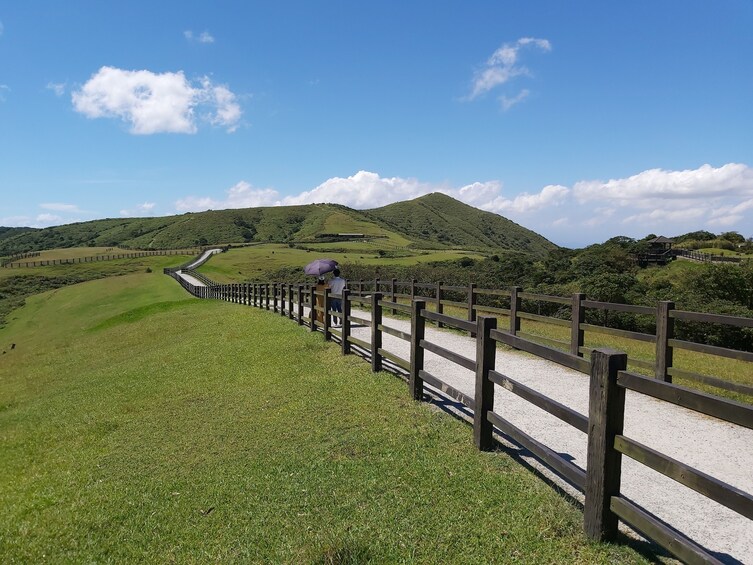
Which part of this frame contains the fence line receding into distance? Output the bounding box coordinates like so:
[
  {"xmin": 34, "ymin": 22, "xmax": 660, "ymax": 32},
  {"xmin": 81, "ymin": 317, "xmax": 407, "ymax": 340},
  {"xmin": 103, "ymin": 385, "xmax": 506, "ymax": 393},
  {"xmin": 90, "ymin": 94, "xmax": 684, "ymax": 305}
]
[{"xmin": 164, "ymin": 251, "xmax": 753, "ymax": 564}]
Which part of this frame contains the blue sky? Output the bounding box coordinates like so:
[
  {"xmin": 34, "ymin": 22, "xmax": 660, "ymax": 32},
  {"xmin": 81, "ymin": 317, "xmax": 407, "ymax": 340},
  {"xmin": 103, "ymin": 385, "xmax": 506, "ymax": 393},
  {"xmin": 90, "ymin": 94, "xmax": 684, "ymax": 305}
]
[{"xmin": 1, "ymin": 1, "xmax": 752, "ymax": 247}]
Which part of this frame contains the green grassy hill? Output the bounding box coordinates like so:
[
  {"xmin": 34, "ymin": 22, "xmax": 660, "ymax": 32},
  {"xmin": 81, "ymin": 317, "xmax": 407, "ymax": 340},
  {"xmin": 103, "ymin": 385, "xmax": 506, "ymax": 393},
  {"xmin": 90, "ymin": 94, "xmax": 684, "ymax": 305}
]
[
  {"xmin": 365, "ymin": 193, "xmax": 556, "ymax": 255},
  {"xmin": 0, "ymin": 195, "xmax": 557, "ymax": 257}
]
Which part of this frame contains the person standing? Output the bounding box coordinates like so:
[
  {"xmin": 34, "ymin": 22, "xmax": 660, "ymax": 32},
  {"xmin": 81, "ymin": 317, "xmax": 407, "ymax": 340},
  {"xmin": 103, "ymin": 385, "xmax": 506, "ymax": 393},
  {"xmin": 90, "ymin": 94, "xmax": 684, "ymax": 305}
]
[
  {"xmin": 315, "ymin": 276, "xmax": 328, "ymax": 325},
  {"xmin": 328, "ymin": 268, "xmax": 346, "ymax": 326}
]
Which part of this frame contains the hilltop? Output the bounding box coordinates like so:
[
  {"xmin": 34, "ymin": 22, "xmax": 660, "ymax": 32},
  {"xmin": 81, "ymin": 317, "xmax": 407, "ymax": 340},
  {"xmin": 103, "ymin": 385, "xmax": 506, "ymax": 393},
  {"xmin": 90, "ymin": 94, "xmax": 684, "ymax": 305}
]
[
  {"xmin": 365, "ymin": 193, "xmax": 555, "ymax": 256},
  {"xmin": 0, "ymin": 194, "xmax": 556, "ymax": 257}
]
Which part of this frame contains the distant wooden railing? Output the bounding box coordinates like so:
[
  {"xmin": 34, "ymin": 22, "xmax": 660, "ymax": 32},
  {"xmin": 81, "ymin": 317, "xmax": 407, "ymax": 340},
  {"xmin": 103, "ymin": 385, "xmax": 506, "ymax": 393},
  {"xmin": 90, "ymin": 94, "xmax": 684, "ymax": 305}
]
[
  {"xmin": 4, "ymin": 248, "xmax": 201, "ymax": 268},
  {"xmin": 1, "ymin": 251, "xmax": 40, "ymax": 266},
  {"xmin": 675, "ymin": 248, "xmax": 745, "ymax": 263},
  {"xmin": 164, "ymin": 263, "xmax": 753, "ymax": 563}
]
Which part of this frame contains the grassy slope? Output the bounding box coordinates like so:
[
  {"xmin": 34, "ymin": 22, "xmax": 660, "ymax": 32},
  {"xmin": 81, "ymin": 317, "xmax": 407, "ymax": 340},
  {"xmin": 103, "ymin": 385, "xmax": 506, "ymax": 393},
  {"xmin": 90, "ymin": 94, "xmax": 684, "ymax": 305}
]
[
  {"xmin": 195, "ymin": 244, "xmax": 485, "ymax": 283},
  {"xmin": 365, "ymin": 193, "xmax": 557, "ymax": 255},
  {"xmin": 0, "ymin": 254, "xmax": 196, "ymax": 328},
  {"xmin": 0, "ymin": 272, "xmax": 645, "ymax": 563}
]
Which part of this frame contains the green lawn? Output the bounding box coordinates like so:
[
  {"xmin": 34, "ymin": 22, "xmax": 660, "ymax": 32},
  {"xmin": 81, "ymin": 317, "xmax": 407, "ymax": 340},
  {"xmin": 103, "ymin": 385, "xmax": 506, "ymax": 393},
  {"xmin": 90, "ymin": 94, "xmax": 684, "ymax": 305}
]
[
  {"xmin": 197, "ymin": 244, "xmax": 485, "ymax": 283},
  {"xmin": 0, "ymin": 272, "xmax": 646, "ymax": 563}
]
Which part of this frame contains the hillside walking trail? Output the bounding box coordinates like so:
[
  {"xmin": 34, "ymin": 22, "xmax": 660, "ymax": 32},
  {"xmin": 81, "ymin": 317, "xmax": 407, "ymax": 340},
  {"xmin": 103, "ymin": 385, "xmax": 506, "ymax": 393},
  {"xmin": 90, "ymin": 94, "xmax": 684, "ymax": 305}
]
[
  {"xmin": 175, "ymin": 270, "xmax": 752, "ymax": 563},
  {"xmin": 175, "ymin": 248, "xmax": 223, "ymax": 286}
]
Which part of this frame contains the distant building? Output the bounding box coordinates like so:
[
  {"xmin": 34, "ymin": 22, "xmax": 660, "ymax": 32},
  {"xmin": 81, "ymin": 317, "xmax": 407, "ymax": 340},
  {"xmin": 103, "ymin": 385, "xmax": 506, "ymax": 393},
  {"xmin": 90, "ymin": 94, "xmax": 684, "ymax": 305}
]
[
  {"xmin": 646, "ymin": 236, "xmax": 675, "ymax": 252},
  {"xmin": 637, "ymin": 236, "xmax": 675, "ymax": 267}
]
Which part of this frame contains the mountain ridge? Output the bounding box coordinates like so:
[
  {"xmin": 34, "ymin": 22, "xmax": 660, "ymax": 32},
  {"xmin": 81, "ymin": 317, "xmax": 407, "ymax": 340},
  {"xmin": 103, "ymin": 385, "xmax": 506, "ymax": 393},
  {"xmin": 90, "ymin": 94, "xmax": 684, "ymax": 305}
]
[{"xmin": 0, "ymin": 193, "xmax": 557, "ymax": 256}]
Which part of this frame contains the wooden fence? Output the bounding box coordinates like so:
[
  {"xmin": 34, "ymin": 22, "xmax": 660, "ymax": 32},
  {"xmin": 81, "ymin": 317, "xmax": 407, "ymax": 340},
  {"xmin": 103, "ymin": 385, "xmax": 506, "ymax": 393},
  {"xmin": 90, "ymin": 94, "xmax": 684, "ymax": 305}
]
[
  {"xmin": 164, "ymin": 262, "xmax": 753, "ymax": 564},
  {"xmin": 342, "ymin": 278, "xmax": 753, "ymax": 399},
  {"xmin": 3, "ymin": 248, "xmax": 201, "ymax": 268},
  {"xmin": 0, "ymin": 251, "xmax": 40, "ymax": 266},
  {"xmin": 675, "ymin": 249, "xmax": 747, "ymax": 264}
]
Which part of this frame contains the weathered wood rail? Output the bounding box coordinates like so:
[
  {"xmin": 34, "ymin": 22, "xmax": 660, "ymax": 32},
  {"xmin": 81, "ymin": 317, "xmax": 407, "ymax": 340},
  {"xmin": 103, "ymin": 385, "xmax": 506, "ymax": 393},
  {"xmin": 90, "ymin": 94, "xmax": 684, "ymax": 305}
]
[{"xmin": 164, "ymin": 255, "xmax": 753, "ymax": 564}]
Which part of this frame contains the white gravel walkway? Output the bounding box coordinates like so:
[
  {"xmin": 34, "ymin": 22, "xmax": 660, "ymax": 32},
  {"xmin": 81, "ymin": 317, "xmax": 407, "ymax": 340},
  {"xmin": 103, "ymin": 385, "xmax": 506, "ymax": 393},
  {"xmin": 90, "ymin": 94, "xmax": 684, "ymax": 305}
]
[
  {"xmin": 304, "ymin": 304, "xmax": 753, "ymax": 563},
  {"xmin": 175, "ymin": 248, "xmax": 224, "ymax": 287}
]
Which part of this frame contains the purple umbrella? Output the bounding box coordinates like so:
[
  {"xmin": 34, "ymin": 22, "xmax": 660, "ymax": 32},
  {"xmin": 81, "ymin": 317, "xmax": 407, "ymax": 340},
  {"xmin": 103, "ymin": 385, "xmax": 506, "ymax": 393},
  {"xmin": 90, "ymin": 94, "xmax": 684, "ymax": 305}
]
[{"xmin": 304, "ymin": 258, "xmax": 338, "ymax": 276}]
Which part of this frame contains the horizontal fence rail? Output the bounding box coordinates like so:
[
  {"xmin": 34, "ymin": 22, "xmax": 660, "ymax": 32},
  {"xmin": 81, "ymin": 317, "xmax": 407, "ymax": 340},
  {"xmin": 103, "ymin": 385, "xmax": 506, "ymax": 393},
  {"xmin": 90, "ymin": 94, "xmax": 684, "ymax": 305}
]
[
  {"xmin": 165, "ymin": 262, "xmax": 753, "ymax": 563},
  {"xmin": 5, "ymin": 248, "xmax": 203, "ymax": 268}
]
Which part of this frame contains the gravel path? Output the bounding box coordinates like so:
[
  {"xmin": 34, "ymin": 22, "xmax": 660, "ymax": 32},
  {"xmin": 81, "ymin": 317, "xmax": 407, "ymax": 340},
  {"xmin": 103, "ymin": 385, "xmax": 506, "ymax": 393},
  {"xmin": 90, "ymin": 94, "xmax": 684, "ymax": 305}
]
[
  {"xmin": 177, "ymin": 271, "xmax": 206, "ymax": 287},
  {"xmin": 176, "ymin": 248, "xmax": 224, "ymax": 287},
  {"xmin": 314, "ymin": 305, "xmax": 752, "ymax": 563}
]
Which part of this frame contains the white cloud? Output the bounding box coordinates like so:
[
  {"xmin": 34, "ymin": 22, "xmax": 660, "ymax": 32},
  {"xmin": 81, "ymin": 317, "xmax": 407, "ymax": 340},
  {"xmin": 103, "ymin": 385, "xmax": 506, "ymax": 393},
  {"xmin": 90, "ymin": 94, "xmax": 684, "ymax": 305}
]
[
  {"xmin": 0, "ymin": 216, "xmax": 32, "ymax": 227},
  {"xmin": 40, "ymin": 202, "xmax": 83, "ymax": 212},
  {"xmin": 185, "ymin": 30, "xmax": 215, "ymax": 44},
  {"xmin": 573, "ymin": 163, "xmax": 753, "ymax": 205},
  {"xmin": 36, "ymin": 213, "xmax": 63, "ymax": 225},
  {"xmin": 474, "ymin": 184, "xmax": 570, "ymax": 214},
  {"xmin": 72, "ymin": 66, "xmax": 242, "ymax": 134},
  {"xmin": 46, "ymin": 82, "xmax": 66, "ymax": 96},
  {"xmin": 467, "ymin": 37, "xmax": 551, "ymax": 103},
  {"xmin": 120, "ymin": 202, "xmax": 157, "ymax": 217},
  {"xmin": 2, "ymin": 204, "xmax": 93, "ymax": 228},
  {"xmin": 199, "ymin": 79, "xmax": 241, "ymax": 132},
  {"xmin": 0, "ymin": 84, "xmax": 9, "ymax": 102},
  {"xmin": 280, "ymin": 171, "xmax": 435, "ymax": 208},
  {"xmin": 176, "ymin": 182, "xmax": 280, "ymax": 212},
  {"xmin": 500, "ymin": 89, "xmax": 529, "ymax": 111}
]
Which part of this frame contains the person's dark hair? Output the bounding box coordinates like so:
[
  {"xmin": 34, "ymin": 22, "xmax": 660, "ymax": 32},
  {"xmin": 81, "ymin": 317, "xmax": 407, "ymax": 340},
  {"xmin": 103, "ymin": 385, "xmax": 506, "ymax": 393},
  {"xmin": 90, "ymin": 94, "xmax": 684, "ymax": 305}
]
[{"xmin": 333, "ymin": 268, "xmax": 340, "ymax": 276}]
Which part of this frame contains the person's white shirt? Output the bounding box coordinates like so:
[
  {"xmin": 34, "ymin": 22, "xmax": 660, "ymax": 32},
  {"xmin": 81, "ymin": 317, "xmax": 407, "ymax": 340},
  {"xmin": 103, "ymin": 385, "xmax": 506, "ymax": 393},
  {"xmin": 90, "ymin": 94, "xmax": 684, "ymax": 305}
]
[{"xmin": 329, "ymin": 276, "xmax": 346, "ymax": 296}]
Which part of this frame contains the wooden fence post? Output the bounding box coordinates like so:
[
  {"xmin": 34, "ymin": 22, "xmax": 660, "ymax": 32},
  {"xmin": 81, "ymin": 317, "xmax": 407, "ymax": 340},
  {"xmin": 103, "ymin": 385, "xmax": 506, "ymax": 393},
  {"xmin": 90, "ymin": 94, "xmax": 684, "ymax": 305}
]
[
  {"xmin": 509, "ymin": 286, "xmax": 522, "ymax": 335},
  {"xmin": 585, "ymin": 348, "xmax": 628, "ymax": 542},
  {"xmin": 410, "ymin": 299, "xmax": 426, "ymax": 401},
  {"xmin": 571, "ymin": 293, "xmax": 586, "ymax": 357},
  {"xmin": 467, "ymin": 283, "xmax": 477, "ymax": 337},
  {"xmin": 474, "ymin": 316, "xmax": 497, "ymax": 451},
  {"xmin": 436, "ymin": 281, "xmax": 444, "ymax": 328},
  {"xmin": 391, "ymin": 278, "xmax": 397, "ymax": 315},
  {"xmin": 280, "ymin": 284, "xmax": 286, "ymax": 317},
  {"xmin": 288, "ymin": 284, "xmax": 294, "ymax": 320},
  {"xmin": 655, "ymin": 301, "xmax": 675, "ymax": 382},
  {"xmin": 272, "ymin": 283, "xmax": 278, "ymax": 313},
  {"xmin": 297, "ymin": 285, "xmax": 304, "ymax": 325},
  {"xmin": 265, "ymin": 283, "xmax": 271, "ymax": 311},
  {"xmin": 371, "ymin": 292, "xmax": 383, "ymax": 372},
  {"xmin": 411, "ymin": 279, "xmax": 417, "ymax": 301},
  {"xmin": 309, "ymin": 286, "xmax": 316, "ymax": 332},
  {"xmin": 323, "ymin": 288, "xmax": 331, "ymax": 341},
  {"xmin": 341, "ymin": 288, "xmax": 351, "ymax": 355}
]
